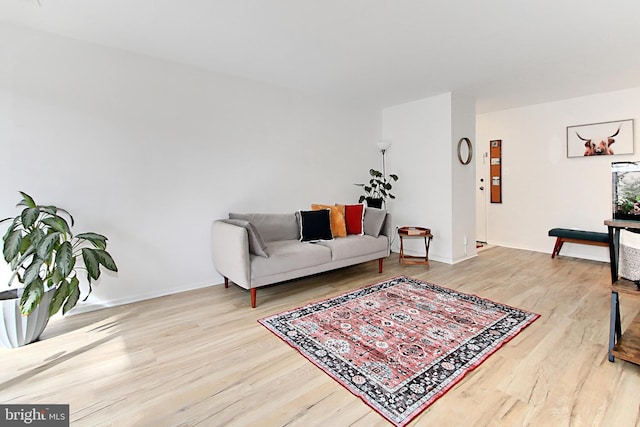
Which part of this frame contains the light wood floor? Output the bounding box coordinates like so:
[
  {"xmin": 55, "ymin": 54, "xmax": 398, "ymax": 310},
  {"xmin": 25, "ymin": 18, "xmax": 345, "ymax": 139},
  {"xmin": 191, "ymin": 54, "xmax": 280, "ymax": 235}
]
[{"xmin": 1, "ymin": 247, "xmax": 640, "ymax": 427}]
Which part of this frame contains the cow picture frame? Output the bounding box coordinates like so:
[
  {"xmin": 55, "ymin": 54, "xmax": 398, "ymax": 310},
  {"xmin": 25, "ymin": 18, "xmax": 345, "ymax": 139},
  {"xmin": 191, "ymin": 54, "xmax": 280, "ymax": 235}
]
[{"xmin": 566, "ymin": 119, "xmax": 634, "ymax": 158}]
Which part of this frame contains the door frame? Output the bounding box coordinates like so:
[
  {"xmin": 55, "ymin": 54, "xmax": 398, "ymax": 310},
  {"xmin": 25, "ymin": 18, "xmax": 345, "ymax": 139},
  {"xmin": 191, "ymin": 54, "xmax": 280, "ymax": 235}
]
[{"xmin": 476, "ymin": 148, "xmax": 489, "ymax": 243}]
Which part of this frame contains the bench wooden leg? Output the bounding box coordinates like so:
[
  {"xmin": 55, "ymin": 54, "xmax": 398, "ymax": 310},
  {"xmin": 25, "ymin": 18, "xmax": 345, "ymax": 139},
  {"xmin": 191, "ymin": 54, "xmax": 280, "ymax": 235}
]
[
  {"xmin": 224, "ymin": 277, "xmax": 229, "ymax": 288},
  {"xmin": 251, "ymin": 288, "xmax": 256, "ymax": 308},
  {"xmin": 552, "ymin": 237, "xmax": 563, "ymax": 258},
  {"xmin": 379, "ymin": 258, "xmax": 383, "ymax": 273},
  {"xmin": 551, "ymin": 235, "xmax": 609, "ymax": 259}
]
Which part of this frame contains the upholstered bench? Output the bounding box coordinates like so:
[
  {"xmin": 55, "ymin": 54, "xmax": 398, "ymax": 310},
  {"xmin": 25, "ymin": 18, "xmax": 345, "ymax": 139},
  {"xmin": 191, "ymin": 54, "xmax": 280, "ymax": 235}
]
[{"xmin": 548, "ymin": 228, "xmax": 609, "ymax": 258}]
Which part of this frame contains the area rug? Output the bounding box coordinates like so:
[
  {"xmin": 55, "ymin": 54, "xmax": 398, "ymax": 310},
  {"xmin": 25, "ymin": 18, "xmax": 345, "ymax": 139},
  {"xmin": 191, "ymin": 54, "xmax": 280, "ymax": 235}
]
[{"xmin": 258, "ymin": 276, "xmax": 539, "ymax": 426}]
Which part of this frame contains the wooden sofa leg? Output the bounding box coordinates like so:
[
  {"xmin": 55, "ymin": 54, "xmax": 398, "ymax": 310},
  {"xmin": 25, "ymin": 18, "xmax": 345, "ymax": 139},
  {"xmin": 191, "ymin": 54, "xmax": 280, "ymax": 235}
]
[
  {"xmin": 224, "ymin": 277, "xmax": 229, "ymax": 288},
  {"xmin": 251, "ymin": 288, "xmax": 256, "ymax": 308},
  {"xmin": 379, "ymin": 258, "xmax": 383, "ymax": 273}
]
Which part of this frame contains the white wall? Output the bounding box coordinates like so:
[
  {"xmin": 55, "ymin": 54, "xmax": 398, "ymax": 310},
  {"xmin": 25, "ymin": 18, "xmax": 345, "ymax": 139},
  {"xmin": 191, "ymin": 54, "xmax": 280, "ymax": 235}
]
[
  {"xmin": 382, "ymin": 92, "xmax": 476, "ymax": 264},
  {"xmin": 451, "ymin": 93, "xmax": 476, "ymax": 261},
  {"xmin": 477, "ymin": 87, "xmax": 640, "ymax": 261},
  {"xmin": 0, "ymin": 24, "xmax": 380, "ymax": 312},
  {"xmin": 382, "ymin": 94, "xmax": 452, "ymax": 262}
]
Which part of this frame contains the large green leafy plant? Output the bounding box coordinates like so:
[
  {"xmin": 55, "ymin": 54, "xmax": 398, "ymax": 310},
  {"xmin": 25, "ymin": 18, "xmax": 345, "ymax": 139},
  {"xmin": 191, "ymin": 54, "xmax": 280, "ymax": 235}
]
[{"xmin": 1, "ymin": 192, "xmax": 117, "ymax": 316}]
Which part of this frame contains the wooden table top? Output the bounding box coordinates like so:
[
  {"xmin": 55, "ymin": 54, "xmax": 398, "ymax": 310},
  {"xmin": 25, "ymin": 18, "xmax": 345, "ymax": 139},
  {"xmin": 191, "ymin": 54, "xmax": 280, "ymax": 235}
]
[
  {"xmin": 398, "ymin": 226, "xmax": 431, "ymax": 237},
  {"xmin": 605, "ymin": 219, "xmax": 640, "ymax": 230}
]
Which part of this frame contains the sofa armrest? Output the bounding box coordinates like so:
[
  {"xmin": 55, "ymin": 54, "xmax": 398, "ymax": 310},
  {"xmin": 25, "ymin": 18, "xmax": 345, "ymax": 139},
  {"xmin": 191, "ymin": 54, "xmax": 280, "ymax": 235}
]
[
  {"xmin": 211, "ymin": 220, "xmax": 251, "ymax": 289},
  {"xmin": 381, "ymin": 213, "xmax": 393, "ymax": 239}
]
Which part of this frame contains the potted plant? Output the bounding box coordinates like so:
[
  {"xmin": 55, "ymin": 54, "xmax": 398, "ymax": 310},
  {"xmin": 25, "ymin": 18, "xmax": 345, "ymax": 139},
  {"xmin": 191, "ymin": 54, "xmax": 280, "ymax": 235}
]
[
  {"xmin": 357, "ymin": 169, "xmax": 399, "ymax": 208},
  {"xmin": 0, "ymin": 192, "xmax": 118, "ymax": 348}
]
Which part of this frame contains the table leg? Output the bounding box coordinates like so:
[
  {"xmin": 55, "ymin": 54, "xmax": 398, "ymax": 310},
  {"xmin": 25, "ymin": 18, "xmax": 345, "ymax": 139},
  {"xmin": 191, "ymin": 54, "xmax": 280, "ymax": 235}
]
[
  {"xmin": 423, "ymin": 236, "xmax": 427, "ymax": 262},
  {"xmin": 609, "ymin": 291, "xmax": 621, "ymax": 362},
  {"xmin": 607, "ymin": 226, "xmax": 619, "ymax": 283},
  {"xmin": 425, "ymin": 236, "xmax": 432, "ymax": 265}
]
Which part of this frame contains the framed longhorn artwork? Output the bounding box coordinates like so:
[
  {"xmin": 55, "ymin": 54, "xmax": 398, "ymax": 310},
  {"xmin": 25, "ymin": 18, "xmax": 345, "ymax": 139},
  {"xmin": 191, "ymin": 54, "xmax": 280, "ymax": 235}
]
[{"xmin": 567, "ymin": 119, "xmax": 634, "ymax": 158}]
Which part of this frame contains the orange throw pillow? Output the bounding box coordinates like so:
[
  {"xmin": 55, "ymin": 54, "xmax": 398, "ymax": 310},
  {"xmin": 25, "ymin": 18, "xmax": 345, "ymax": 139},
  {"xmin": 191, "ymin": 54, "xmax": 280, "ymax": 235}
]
[{"xmin": 311, "ymin": 204, "xmax": 347, "ymax": 237}]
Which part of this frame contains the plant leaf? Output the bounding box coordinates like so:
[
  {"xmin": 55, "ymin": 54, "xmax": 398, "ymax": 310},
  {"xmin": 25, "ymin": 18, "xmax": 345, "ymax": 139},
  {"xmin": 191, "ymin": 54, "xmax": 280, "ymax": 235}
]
[
  {"xmin": 95, "ymin": 250, "xmax": 118, "ymax": 272},
  {"xmin": 43, "ymin": 205, "xmax": 74, "ymax": 226},
  {"xmin": 84, "ymin": 281, "xmax": 93, "ymax": 301},
  {"xmin": 23, "ymin": 258, "xmax": 44, "ymax": 285},
  {"xmin": 40, "ymin": 206, "xmax": 74, "ymax": 227},
  {"xmin": 76, "ymin": 232, "xmax": 108, "ymax": 250},
  {"xmin": 56, "ymin": 241, "xmax": 73, "ymax": 278},
  {"xmin": 3, "ymin": 229, "xmax": 22, "ymax": 263},
  {"xmin": 42, "ymin": 216, "xmax": 71, "ymax": 235},
  {"xmin": 9, "ymin": 247, "xmax": 35, "ymax": 278},
  {"xmin": 20, "ymin": 278, "xmax": 44, "ymax": 316},
  {"xmin": 29, "ymin": 228, "xmax": 45, "ymax": 249},
  {"xmin": 49, "ymin": 280, "xmax": 70, "ymax": 316},
  {"xmin": 389, "ymin": 174, "xmax": 399, "ymax": 181},
  {"xmin": 2, "ymin": 218, "xmax": 17, "ymax": 241},
  {"xmin": 68, "ymin": 256, "xmax": 76, "ymax": 275},
  {"xmin": 57, "ymin": 207, "xmax": 74, "ymax": 227},
  {"xmin": 18, "ymin": 233, "xmax": 32, "ymax": 255},
  {"xmin": 39, "ymin": 205, "xmax": 58, "ymax": 216},
  {"xmin": 37, "ymin": 232, "xmax": 60, "ymax": 260},
  {"xmin": 62, "ymin": 277, "xmax": 80, "ymax": 315},
  {"xmin": 20, "ymin": 207, "xmax": 40, "ymax": 229},
  {"xmin": 82, "ymin": 247, "xmax": 101, "ymax": 281},
  {"xmin": 19, "ymin": 192, "xmax": 36, "ymax": 209},
  {"xmin": 50, "ymin": 267, "xmax": 63, "ymax": 286}
]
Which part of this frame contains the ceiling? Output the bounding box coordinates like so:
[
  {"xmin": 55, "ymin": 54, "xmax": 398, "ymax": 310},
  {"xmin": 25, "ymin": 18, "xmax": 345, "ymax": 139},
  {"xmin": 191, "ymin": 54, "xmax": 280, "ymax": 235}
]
[{"xmin": 2, "ymin": 0, "xmax": 640, "ymax": 113}]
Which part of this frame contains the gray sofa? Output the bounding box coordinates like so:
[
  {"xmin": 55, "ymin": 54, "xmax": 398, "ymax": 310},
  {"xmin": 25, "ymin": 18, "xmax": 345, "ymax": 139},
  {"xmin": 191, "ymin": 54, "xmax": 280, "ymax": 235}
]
[{"xmin": 211, "ymin": 208, "xmax": 392, "ymax": 307}]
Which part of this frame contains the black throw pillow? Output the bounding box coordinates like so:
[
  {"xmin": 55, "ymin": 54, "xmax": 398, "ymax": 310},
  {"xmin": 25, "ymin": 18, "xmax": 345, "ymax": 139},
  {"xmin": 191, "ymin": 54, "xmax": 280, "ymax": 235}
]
[{"xmin": 299, "ymin": 209, "xmax": 333, "ymax": 242}]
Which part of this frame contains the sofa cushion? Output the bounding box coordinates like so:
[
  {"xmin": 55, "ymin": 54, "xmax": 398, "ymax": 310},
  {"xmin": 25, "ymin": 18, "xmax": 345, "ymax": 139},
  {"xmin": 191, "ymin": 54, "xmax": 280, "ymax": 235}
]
[
  {"xmin": 317, "ymin": 234, "xmax": 389, "ymax": 261},
  {"xmin": 311, "ymin": 203, "xmax": 347, "ymax": 237},
  {"xmin": 340, "ymin": 203, "xmax": 365, "ymax": 235},
  {"xmin": 229, "ymin": 213, "xmax": 299, "ymax": 242},
  {"xmin": 363, "ymin": 208, "xmax": 387, "ymax": 237},
  {"xmin": 220, "ymin": 219, "xmax": 268, "ymax": 257},
  {"xmin": 298, "ymin": 209, "xmax": 333, "ymax": 242},
  {"xmin": 251, "ymin": 240, "xmax": 332, "ymax": 278}
]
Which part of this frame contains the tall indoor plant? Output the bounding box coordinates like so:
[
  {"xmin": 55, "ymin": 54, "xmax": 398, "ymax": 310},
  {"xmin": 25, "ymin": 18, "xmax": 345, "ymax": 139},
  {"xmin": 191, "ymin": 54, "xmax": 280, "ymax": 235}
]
[
  {"xmin": 357, "ymin": 169, "xmax": 399, "ymax": 208},
  {"xmin": 0, "ymin": 192, "xmax": 118, "ymax": 347}
]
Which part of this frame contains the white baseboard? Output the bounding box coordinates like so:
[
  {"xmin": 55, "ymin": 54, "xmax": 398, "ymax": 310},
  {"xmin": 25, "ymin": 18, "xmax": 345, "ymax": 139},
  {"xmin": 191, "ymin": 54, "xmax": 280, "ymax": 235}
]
[
  {"xmin": 390, "ymin": 249, "xmax": 460, "ymax": 265},
  {"xmin": 67, "ymin": 280, "xmax": 223, "ymax": 316},
  {"xmin": 487, "ymin": 240, "xmax": 609, "ymax": 263}
]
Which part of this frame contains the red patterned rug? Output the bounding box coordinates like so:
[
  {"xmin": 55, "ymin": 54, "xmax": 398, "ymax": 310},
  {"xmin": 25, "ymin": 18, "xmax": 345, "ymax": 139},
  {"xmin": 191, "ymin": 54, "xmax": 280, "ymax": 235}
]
[{"xmin": 258, "ymin": 276, "xmax": 539, "ymax": 426}]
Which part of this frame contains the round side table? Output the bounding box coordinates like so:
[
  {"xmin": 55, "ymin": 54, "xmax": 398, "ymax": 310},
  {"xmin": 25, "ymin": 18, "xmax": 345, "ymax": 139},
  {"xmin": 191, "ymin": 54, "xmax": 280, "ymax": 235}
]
[{"xmin": 398, "ymin": 226, "xmax": 433, "ymax": 267}]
